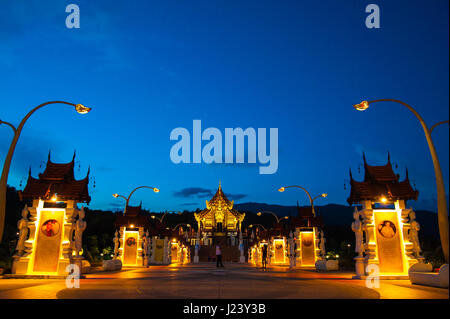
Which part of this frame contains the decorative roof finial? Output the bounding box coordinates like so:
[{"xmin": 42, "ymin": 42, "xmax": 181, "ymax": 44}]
[
  {"xmin": 387, "ymin": 151, "xmax": 391, "ymax": 164},
  {"xmin": 219, "ymin": 180, "xmax": 221, "ymax": 189},
  {"xmin": 48, "ymin": 149, "xmax": 51, "ymax": 162},
  {"xmin": 72, "ymin": 150, "xmax": 76, "ymax": 162},
  {"xmin": 28, "ymin": 166, "xmax": 32, "ymax": 176},
  {"xmin": 362, "ymin": 152, "xmax": 367, "ymax": 165},
  {"xmin": 349, "ymin": 167, "xmax": 353, "ymax": 180}
]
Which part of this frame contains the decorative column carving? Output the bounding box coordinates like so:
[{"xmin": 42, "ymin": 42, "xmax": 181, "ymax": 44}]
[
  {"xmin": 352, "ymin": 207, "xmax": 366, "ymax": 277},
  {"xmin": 239, "ymin": 230, "xmax": 245, "ymax": 263},
  {"xmin": 16, "ymin": 205, "xmax": 29, "ymax": 256},
  {"xmin": 113, "ymin": 230, "xmax": 119, "ymax": 260},
  {"xmin": 194, "ymin": 230, "xmax": 200, "ymax": 263}
]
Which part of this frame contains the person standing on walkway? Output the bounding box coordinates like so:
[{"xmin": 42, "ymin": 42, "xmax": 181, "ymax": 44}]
[
  {"xmin": 216, "ymin": 242, "xmax": 224, "ymax": 268},
  {"xmin": 261, "ymin": 245, "xmax": 268, "ymax": 270}
]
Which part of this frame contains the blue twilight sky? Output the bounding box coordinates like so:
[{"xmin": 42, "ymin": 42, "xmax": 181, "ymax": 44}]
[{"xmin": 0, "ymin": 0, "xmax": 448, "ymax": 212}]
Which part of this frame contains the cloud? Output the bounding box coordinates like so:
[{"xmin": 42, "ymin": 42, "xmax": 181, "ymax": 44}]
[
  {"xmin": 180, "ymin": 202, "xmax": 201, "ymax": 206},
  {"xmin": 226, "ymin": 193, "xmax": 247, "ymax": 201},
  {"xmin": 173, "ymin": 187, "xmax": 248, "ymax": 201},
  {"xmin": 174, "ymin": 187, "xmax": 213, "ymax": 198}
]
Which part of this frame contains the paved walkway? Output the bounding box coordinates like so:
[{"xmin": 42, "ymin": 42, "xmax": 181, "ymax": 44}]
[{"xmin": 0, "ymin": 263, "xmax": 447, "ymax": 299}]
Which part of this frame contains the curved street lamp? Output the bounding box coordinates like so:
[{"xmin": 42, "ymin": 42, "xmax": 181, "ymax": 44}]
[
  {"xmin": 354, "ymin": 99, "xmax": 449, "ymax": 263},
  {"xmin": 278, "ymin": 186, "xmax": 327, "ymax": 217},
  {"xmin": 151, "ymin": 211, "xmax": 182, "ymax": 223},
  {"xmin": 257, "ymin": 211, "xmax": 289, "ymax": 224},
  {"xmin": 172, "ymin": 223, "xmax": 191, "ymax": 231},
  {"xmin": 112, "ymin": 185, "xmax": 160, "ymax": 214},
  {"xmin": 430, "ymin": 120, "xmax": 449, "ymax": 134},
  {"xmin": 249, "ymin": 224, "xmax": 267, "ymax": 231},
  {"xmin": 0, "ymin": 101, "xmax": 91, "ymax": 242}
]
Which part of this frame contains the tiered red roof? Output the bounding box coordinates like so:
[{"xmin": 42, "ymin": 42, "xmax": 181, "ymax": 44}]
[
  {"xmin": 347, "ymin": 153, "xmax": 418, "ymax": 204},
  {"xmin": 290, "ymin": 203, "xmax": 324, "ymax": 228},
  {"xmin": 115, "ymin": 203, "xmax": 150, "ymax": 228},
  {"xmin": 195, "ymin": 184, "xmax": 243, "ymax": 220},
  {"xmin": 20, "ymin": 152, "xmax": 90, "ymax": 203}
]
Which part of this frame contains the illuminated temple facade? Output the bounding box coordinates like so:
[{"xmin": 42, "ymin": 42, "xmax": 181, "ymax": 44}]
[
  {"xmin": 348, "ymin": 153, "xmax": 423, "ymax": 278},
  {"xmin": 13, "ymin": 152, "xmax": 90, "ymax": 276},
  {"xmin": 194, "ymin": 183, "xmax": 245, "ymax": 243}
]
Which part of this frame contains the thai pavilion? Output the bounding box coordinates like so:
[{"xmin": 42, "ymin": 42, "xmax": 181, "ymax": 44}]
[
  {"xmin": 194, "ymin": 183, "xmax": 245, "ymax": 262},
  {"xmin": 13, "ymin": 152, "xmax": 90, "ymax": 276},
  {"xmin": 348, "ymin": 153, "xmax": 423, "ymax": 278},
  {"xmin": 248, "ymin": 222, "xmax": 290, "ymax": 265},
  {"xmin": 290, "ymin": 204, "xmax": 325, "ymax": 267},
  {"xmin": 147, "ymin": 219, "xmax": 172, "ymax": 265},
  {"xmin": 114, "ymin": 203, "xmax": 151, "ymax": 267}
]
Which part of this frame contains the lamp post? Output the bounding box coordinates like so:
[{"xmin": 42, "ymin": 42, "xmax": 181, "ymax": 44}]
[
  {"xmin": 278, "ymin": 186, "xmax": 327, "ymax": 216},
  {"xmin": 257, "ymin": 211, "xmax": 289, "ymax": 224},
  {"xmin": 172, "ymin": 223, "xmax": 191, "ymax": 231},
  {"xmin": 112, "ymin": 185, "xmax": 160, "ymax": 214},
  {"xmin": 151, "ymin": 211, "xmax": 182, "ymax": 223},
  {"xmin": 353, "ymin": 99, "xmax": 449, "ymax": 263},
  {"xmin": 249, "ymin": 224, "xmax": 267, "ymax": 231},
  {"xmin": 0, "ymin": 101, "xmax": 91, "ymax": 242}
]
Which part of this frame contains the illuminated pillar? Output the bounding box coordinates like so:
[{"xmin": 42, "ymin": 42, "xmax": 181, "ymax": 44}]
[
  {"xmin": 12, "ymin": 199, "xmax": 85, "ymax": 276},
  {"xmin": 352, "ymin": 199, "xmax": 423, "ymax": 278}
]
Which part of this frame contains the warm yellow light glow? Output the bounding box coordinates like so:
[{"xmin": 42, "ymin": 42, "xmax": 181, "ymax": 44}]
[
  {"xmin": 353, "ymin": 100, "xmax": 369, "ymax": 111},
  {"xmin": 112, "ymin": 193, "xmax": 119, "ymax": 198},
  {"xmin": 381, "ymin": 196, "xmax": 388, "ymax": 203},
  {"xmin": 278, "ymin": 187, "xmax": 285, "ymax": 192},
  {"xmin": 129, "ymin": 224, "xmax": 135, "ymax": 228},
  {"xmin": 51, "ymin": 194, "xmax": 58, "ymax": 202},
  {"xmin": 322, "ymin": 193, "xmax": 328, "ymax": 198},
  {"xmin": 257, "ymin": 212, "xmax": 262, "ymax": 216},
  {"xmin": 151, "ymin": 215, "xmax": 156, "ymax": 219},
  {"xmin": 75, "ymin": 104, "xmax": 91, "ymax": 114},
  {"xmin": 153, "ymin": 188, "xmax": 160, "ymax": 193}
]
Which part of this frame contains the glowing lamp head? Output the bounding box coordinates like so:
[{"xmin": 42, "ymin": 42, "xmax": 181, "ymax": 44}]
[
  {"xmin": 322, "ymin": 193, "xmax": 328, "ymax": 198},
  {"xmin": 257, "ymin": 212, "xmax": 262, "ymax": 216},
  {"xmin": 153, "ymin": 188, "xmax": 160, "ymax": 193},
  {"xmin": 187, "ymin": 224, "xmax": 191, "ymax": 227},
  {"xmin": 353, "ymin": 101, "xmax": 369, "ymax": 111},
  {"xmin": 151, "ymin": 215, "xmax": 156, "ymax": 219},
  {"xmin": 51, "ymin": 194, "xmax": 58, "ymax": 202},
  {"xmin": 130, "ymin": 224, "xmax": 135, "ymax": 228},
  {"xmin": 249, "ymin": 224, "xmax": 253, "ymax": 228},
  {"xmin": 284, "ymin": 216, "xmax": 289, "ymax": 220},
  {"xmin": 112, "ymin": 193, "xmax": 119, "ymax": 198},
  {"xmin": 278, "ymin": 187, "xmax": 285, "ymax": 192},
  {"xmin": 380, "ymin": 196, "xmax": 388, "ymax": 203},
  {"xmin": 75, "ymin": 104, "xmax": 91, "ymax": 114}
]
